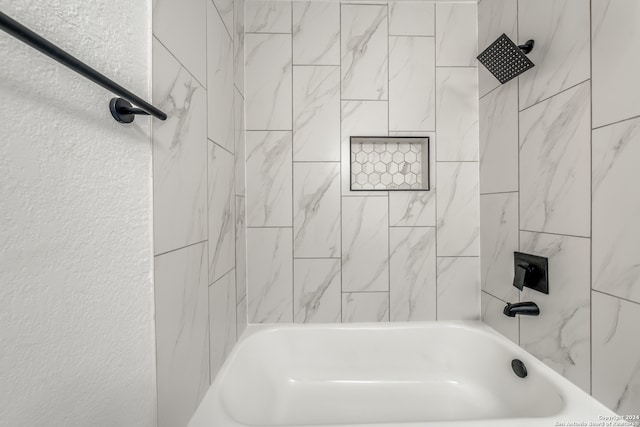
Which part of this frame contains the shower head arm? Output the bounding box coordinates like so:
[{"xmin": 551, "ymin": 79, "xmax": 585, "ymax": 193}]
[{"xmin": 518, "ymin": 40, "xmax": 535, "ymax": 55}]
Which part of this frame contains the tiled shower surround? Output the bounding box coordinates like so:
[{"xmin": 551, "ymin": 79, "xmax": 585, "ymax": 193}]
[
  {"xmin": 244, "ymin": 0, "xmax": 480, "ymax": 324},
  {"xmin": 152, "ymin": 0, "xmax": 246, "ymax": 426},
  {"xmin": 149, "ymin": 0, "xmax": 640, "ymax": 423},
  {"xmin": 479, "ymin": 0, "xmax": 640, "ymax": 415}
]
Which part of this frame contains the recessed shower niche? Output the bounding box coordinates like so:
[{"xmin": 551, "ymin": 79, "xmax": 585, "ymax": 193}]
[{"xmin": 350, "ymin": 136, "xmax": 430, "ymax": 191}]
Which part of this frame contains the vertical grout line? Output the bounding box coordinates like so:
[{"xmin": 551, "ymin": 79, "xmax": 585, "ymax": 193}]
[
  {"xmin": 515, "ymin": 0, "xmax": 521, "ymax": 346},
  {"xmin": 433, "ymin": 1, "xmax": 438, "ymax": 321},
  {"xmin": 388, "ymin": 200, "xmax": 391, "ymax": 321},
  {"xmin": 339, "ymin": 1, "xmax": 344, "ymax": 323},
  {"xmin": 238, "ymin": 1, "xmax": 247, "ymax": 328},
  {"xmin": 387, "ymin": 1, "xmax": 391, "ymax": 321},
  {"xmin": 242, "ymin": 0, "xmax": 249, "ymax": 328},
  {"xmin": 291, "ymin": 0, "xmax": 295, "ymax": 324},
  {"xmin": 205, "ymin": 0, "xmax": 214, "ymax": 386},
  {"xmin": 234, "ymin": 197, "xmax": 239, "ymax": 339},
  {"xmin": 232, "ymin": 5, "xmax": 239, "ymax": 340},
  {"xmin": 588, "ymin": 0, "xmax": 593, "ymax": 396},
  {"xmin": 474, "ymin": 1, "xmax": 480, "ymax": 321}
]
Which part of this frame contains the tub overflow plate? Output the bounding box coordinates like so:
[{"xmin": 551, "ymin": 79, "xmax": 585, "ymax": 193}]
[{"xmin": 511, "ymin": 359, "xmax": 528, "ymax": 378}]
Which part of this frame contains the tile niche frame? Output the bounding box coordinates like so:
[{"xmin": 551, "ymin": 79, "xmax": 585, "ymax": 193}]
[{"xmin": 349, "ymin": 136, "xmax": 431, "ymax": 192}]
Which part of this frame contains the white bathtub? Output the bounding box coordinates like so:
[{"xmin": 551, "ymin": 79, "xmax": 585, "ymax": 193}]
[{"xmin": 188, "ymin": 322, "xmax": 617, "ymax": 427}]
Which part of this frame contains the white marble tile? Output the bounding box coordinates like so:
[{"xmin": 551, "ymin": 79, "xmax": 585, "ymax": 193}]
[
  {"xmin": 390, "ymin": 227, "xmax": 436, "ymax": 321},
  {"xmin": 246, "ymin": 131, "xmax": 292, "ymax": 227},
  {"xmin": 208, "ymin": 142, "xmax": 235, "ymax": 284},
  {"xmin": 479, "ymin": 81, "xmax": 518, "ymax": 194},
  {"xmin": 389, "ymin": 2, "xmax": 434, "ymax": 36},
  {"xmin": 209, "ymin": 269, "xmax": 236, "ymax": 380},
  {"xmin": 294, "ymin": 259, "xmax": 341, "ymax": 323},
  {"xmin": 293, "ymin": 66, "xmax": 340, "ymax": 161},
  {"xmin": 341, "ymin": 101, "xmax": 388, "ymax": 195},
  {"xmin": 155, "ymin": 242, "xmax": 209, "ymax": 427},
  {"xmin": 342, "ymin": 197, "xmax": 389, "ymax": 292},
  {"xmin": 519, "ymin": 82, "xmax": 590, "ymax": 237},
  {"xmin": 245, "ymin": 33, "xmax": 292, "ymax": 130},
  {"xmin": 234, "ymin": 89, "xmax": 245, "ymax": 196},
  {"xmin": 388, "ymin": 131, "xmax": 435, "ymax": 227},
  {"xmin": 436, "ymin": 162, "xmax": 479, "ymax": 256},
  {"xmin": 436, "ymin": 68, "xmax": 479, "ymax": 161},
  {"xmin": 437, "ymin": 257, "xmax": 480, "ymax": 320},
  {"xmin": 592, "ymin": 0, "xmax": 640, "ymax": 128},
  {"xmin": 592, "ymin": 117, "xmax": 640, "ymax": 304},
  {"xmin": 519, "ymin": 231, "xmax": 591, "ymax": 393},
  {"xmin": 213, "ymin": 0, "xmax": 234, "ymax": 37},
  {"xmin": 342, "ymin": 292, "xmax": 389, "ymax": 323},
  {"xmin": 592, "ymin": 291, "xmax": 640, "ymax": 415},
  {"xmin": 153, "ymin": 0, "xmax": 206, "ymax": 84},
  {"xmin": 477, "ymin": 0, "xmax": 517, "ymax": 97},
  {"xmin": 247, "ymin": 228, "xmax": 293, "ymax": 323},
  {"xmin": 435, "ymin": 3, "xmax": 477, "ymax": 67},
  {"xmin": 235, "ymin": 197, "xmax": 247, "ymax": 302},
  {"xmin": 389, "ymin": 192, "xmax": 435, "ymax": 227},
  {"xmin": 234, "ymin": 0, "xmax": 245, "ymax": 94},
  {"xmin": 293, "ymin": 1, "xmax": 340, "ymax": 65},
  {"xmin": 236, "ymin": 296, "xmax": 248, "ymax": 339},
  {"xmin": 480, "ymin": 192, "xmax": 519, "ymax": 303},
  {"xmin": 341, "ymin": 4, "xmax": 388, "ymax": 100},
  {"xmin": 517, "ymin": 0, "xmax": 590, "ymax": 110},
  {"xmin": 389, "ymin": 37, "xmax": 435, "ymax": 132},
  {"xmin": 481, "ymin": 291, "xmax": 518, "ymax": 344},
  {"xmin": 246, "ymin": 0, "xmax": 292, "ymax": 33},
  {"xmin": 208, "ymin": 2, "xmax": 234, "ymax": 153},
  {"xmin": 153, "ymin": 40, "xmax": 207, "ymax": 255},
  {"xmin": 293, "ymin": 163, "xmax": 341, "ymax": 258}
]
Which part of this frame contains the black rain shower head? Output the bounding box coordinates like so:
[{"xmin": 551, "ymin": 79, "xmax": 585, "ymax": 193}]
[{"xmin": 477, "ymin": 34, "xmax": 535, "ymax": 84}]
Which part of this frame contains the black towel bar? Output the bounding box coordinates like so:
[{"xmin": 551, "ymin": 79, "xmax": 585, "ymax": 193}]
[{"xmin": 0, "ymin": 11, "xmax": 167, "ymax": 123}]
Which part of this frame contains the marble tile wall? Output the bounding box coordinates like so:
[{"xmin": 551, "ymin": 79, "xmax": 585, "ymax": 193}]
[
  {"xmin": 479, "ymin": 0, "xmax": 640, "ymax": 415},
  {"xmin": 154, "ymin": 243, "xmax": 209, "ymax": 427},
  {"xmin": 245, "ymin": 1, "xmax": 479, "ymax": 325},
  {"xmin": 152, "ymin": 0, "xmax": 246, "ymax": 426}
]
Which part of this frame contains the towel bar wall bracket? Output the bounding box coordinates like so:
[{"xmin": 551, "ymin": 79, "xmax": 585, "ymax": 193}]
[
  {"xmin": 109, "ymin": 98, "xmax": 151, "ymax": 124},
  {"xmin": 0, "ymin": 11, "xmax": 167, "ymax": 124}
]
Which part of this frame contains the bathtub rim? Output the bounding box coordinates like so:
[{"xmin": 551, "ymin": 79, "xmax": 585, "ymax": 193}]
[{"xmin": 189, "ymin": 321, "xmax": 617, "ymax": 427}]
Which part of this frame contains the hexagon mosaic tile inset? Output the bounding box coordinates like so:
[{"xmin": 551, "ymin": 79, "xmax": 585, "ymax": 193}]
[{"xmin": 350, "ymin": 137, "xmax": 429, "ymax": 190}]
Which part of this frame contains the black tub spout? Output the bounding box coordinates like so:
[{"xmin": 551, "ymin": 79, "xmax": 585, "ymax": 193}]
[{"xmin": 503, "ymin": 302, "xmax": 540, "ymax": 317}]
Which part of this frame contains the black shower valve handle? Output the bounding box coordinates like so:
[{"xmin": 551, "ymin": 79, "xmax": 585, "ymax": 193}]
[
  {"xmin": 512, "ymin": 252, "xmax": 549, "ymax": 294},
  {"xmin": 513, "ymin": 263, "xmax": 537, "ymax": 291}
]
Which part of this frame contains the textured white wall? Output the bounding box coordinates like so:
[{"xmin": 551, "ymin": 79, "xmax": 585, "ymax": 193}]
[{"xmin": 0, "ymin": 1, "xmax": 156, "ymax": 426}]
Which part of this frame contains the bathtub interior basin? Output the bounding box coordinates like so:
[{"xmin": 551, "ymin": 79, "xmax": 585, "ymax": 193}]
[{"xmin": 188, "ymin": 322, "xmax": 616, "ymax": 427}]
